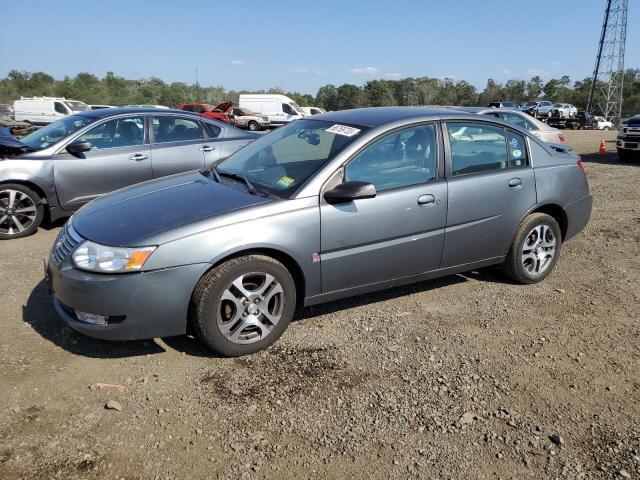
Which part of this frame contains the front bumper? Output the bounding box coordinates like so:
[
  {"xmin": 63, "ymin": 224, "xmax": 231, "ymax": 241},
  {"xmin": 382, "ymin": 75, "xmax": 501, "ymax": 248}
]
[
  {"xmin": 616, "ymin": 138, "xmax": 639, "ymax": 151},
  {"xmin": 48, "ymin": 258, "xmax": 210, "ymax": 341}
]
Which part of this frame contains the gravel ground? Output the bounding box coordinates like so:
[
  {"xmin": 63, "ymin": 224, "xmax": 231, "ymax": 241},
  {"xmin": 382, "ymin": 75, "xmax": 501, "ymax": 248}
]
[{"xmin": 0, "ymin": 130, "xmax": 638, "ymax": 480}]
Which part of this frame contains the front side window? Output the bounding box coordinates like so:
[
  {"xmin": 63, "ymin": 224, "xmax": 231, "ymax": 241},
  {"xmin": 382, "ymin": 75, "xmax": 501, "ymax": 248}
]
[
  {"xmin": 152, "ymin": 116, "xmax": 203, "ymax": 143},
  {"xmin": 447, "ymin": 122, "xmax": 508, "ymax": 176},
  {"xmin": 345, "ymin": 124, "xmax": 437, "ymax": 191},
  {"xmin": 282, "ymin": 103, "xmax": 295, "ymax": 115},
  {"xmin": 217, "ymin": 119, "xmax": 367, "ymax": 198},
  {"xmin": 21, "ymin": 115, "xmax": 95, "ymax": 150},
  {"xmin": 76, "ymin": 116, "xmax": 145, "ymax": 150},
  {"xmin": 54, "ymin": 102, "xmax": 68, "ymax": 114}
]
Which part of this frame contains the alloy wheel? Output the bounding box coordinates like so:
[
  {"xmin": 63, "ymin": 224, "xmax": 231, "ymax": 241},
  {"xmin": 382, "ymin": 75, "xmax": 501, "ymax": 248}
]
[
  {"xmin": 217, "ymin": 272, "xmax": 285, "ymax": 344},
  {"xmin": 0, "ymin": 189, "xmax": 38, "ymax": 236},
  {"xmin": 521, "ymin": 224, "xmax": 556, "ymax": 276}
]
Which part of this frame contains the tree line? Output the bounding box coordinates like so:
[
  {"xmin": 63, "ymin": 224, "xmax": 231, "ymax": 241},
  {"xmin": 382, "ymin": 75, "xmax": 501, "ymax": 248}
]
[{"xmin": 1, "ymin": 69, "xmax": 639, "ymax": 117}]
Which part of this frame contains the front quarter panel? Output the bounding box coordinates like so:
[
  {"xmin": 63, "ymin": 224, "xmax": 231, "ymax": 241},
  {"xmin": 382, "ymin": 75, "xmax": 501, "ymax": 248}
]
[
  {"xmin": 0, "ymin": 157, "xmax": 57, "ymax": 206},
  {"xmin": 142, "ymin": 197, "xmax": 322, "ymax": 299}
]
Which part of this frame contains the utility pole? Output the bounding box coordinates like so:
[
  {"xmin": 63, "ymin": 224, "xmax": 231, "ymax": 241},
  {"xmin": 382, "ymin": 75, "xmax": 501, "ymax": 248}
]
[
  {"xmin": 195, "ymin": 68, "xmax": 201, "ymax": 102},
  {"xmin": 587, "ymin": 0, "xmax": 628, "ymax": 125}
]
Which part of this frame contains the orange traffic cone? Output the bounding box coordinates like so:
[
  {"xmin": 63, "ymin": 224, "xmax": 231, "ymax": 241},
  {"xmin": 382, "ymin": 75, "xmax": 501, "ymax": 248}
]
[{"xmin": 599, "ymin": 138, "xmax": 606, "ymax": 154}]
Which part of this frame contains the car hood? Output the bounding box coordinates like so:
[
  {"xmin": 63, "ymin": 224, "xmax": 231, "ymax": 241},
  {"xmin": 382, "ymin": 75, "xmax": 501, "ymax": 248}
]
[
  {"xmin": 214, "ymin": 101, "xmax": 233, "ymax": 113},
  {"xmin": 72, "ymin": 171, "xmax": 271, "ymax": 246},
  {"xmin": 0, "ymin": 134, "xmax": 34, "ymax": 158}
]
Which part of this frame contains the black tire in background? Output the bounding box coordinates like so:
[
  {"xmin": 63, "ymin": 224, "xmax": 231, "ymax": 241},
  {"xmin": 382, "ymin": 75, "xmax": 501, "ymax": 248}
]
[
  {"xmin": 617, "ymin": 149, "xmax": 638, "ymax": 163},
  {"xmin": 191, "ymin": 254, "xmax": 296, "ymax": 356},
  {"xmin": 248, "ymin": 121, "xmax": 259, "ymax": 131},
  {"xmin": 503, "ymin": 213, "xmax": 562, "ymax": 284},
  {"xmin": 0, "ymin": 183, "xmax": 45, "ymax": 240}
]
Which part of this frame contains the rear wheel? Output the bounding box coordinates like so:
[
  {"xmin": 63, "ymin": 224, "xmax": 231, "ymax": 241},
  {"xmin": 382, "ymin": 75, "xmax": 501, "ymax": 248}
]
[
  {"xmin": 248, "ymin": 121, "xmax": 259, "ymax": 131},
  {"xmin": 0, "ymin": 184, "xmax": 44, "ymax": 240},
  {"xmin": 191, "ymin": 255, "xmax": 296, "ymax": 356},
  {"xmin": 504, "ymin": 213, "xmax": 562, "ymax": 284}
]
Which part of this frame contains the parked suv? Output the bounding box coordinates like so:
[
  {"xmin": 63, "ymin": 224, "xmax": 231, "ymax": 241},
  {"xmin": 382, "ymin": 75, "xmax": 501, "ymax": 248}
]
[
  {"xmin": 0, "ymin": 108, "xmax": 259, "ymax": 239},
  {"xmin": 177, "ymin": 102, "xmax": 233, "ymax": 124},
  {"xmin": 46, "ymin": 107, "xmax": 592, "ymax": 356},
  {"xmin": 617, "ymin": 114, "xmax": 640, "ymax": 161},
  {"xmin": 231, "ymin": 107, "xmax": 271, "ymax": 131}
]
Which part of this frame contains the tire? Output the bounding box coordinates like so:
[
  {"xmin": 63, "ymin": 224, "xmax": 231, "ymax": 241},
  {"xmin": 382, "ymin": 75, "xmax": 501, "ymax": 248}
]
[
  {"xmin": 603, "ymin": 126, "xmax": 610, "ymax": 131},
  {"xmin": 0, "ymin": 184, "xmax": 44, "ymax": 240},
  {"xmin": 248, "ymin": 121, "xmax": 259, "ymax": 131},
  {"xmin": 571, "ymin": 122, "xmax": 579, "ymax": 130},
  {"xmin": 191, "ymin": 254, "xmax": 296, "ymax": 356},
  {"xmin": 618, "ymin": 149, "xmax": 638, "ymax": 163},
  {"xmin": 503, "ymin": 213, "xmax": 562, "ymax": 284}
]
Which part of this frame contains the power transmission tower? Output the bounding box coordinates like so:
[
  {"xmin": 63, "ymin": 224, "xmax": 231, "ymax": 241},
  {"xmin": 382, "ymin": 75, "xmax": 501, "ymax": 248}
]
[{"xmin": 587, "ymin": 0, "xmax": 628, "ymax": 124}]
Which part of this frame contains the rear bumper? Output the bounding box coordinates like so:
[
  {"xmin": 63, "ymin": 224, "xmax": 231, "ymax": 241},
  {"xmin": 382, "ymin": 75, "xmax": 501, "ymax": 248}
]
[
  {"xmin": 564, "ymin": 194, "xmax": 592, "ymax": 242},
  {"xmin": 48, "ymin": 259, "xmax": 210, "ymax": 340}
]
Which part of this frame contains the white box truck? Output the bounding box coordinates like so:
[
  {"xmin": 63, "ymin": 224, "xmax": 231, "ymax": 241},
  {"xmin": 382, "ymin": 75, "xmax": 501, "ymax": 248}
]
[
  {"xmin": 238, "ymin": 94, "xmax": 305, "ymax": 127},
  {"xmin": 13, "ymin": 97, "xmax": 91, "ymax": 125}
]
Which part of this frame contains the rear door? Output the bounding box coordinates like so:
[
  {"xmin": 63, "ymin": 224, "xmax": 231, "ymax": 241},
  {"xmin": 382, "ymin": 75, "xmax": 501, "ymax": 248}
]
[
  {"xmin": 149, "ymin": 114, "xmax": 218, "ymax": 177},
  {"xmin": 441, "ymin": 121, "xmax": 536, "ymax": 267},
  {"xmin": 54, "ymin": 115, "xmax": 152, "ymax": 209}
]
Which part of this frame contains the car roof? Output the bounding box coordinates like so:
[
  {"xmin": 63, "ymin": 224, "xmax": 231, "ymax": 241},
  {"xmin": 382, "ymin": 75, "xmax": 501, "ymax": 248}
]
[
  {"xmin": 75, "ymin": 107, "xmax": 199, "ymax": 118},
  {"xmin": 310, "ymin": 106, "xmax": 477, "ymax": 128}
]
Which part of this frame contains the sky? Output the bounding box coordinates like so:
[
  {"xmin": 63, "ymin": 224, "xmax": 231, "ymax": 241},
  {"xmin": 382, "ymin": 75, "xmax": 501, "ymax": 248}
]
[{"xmin": 1, "ymin": 0, "xmax": 638, "ymax": 95}]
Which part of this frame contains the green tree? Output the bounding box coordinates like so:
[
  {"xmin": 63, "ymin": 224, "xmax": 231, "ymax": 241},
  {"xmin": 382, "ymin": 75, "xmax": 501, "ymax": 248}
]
[{"xmin": 364, "ymin": 80, "xmax": 393, "ymax": 106}]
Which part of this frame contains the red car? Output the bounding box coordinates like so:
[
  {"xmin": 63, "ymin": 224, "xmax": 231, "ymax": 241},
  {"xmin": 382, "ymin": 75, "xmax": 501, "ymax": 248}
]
[{"xmin": 177, "ymin": 102, "xmax": 233, "ymax": 124}]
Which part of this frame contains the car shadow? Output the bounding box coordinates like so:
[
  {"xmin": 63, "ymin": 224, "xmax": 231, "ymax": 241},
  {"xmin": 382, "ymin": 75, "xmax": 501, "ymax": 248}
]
[
  {"xmin": 41, "ymin": 217, "xmax": 67, "ymax": 232},
  {"xmin": 23, "ymin": 272, "xmax": 487, "ymax": 359},
  {"xmin": 23, "ymin": 280, "xmax": 166, "ymax": 358},
  {"xmin": 580, "ymin": 151, "xmax": 638, "ymax": 167}
]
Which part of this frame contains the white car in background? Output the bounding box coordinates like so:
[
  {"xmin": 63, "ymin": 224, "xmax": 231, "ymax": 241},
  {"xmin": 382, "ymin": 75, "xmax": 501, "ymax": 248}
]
[
  {"xmin": 549, "ymin": 103, "xmax": 578, "ymax": 118},
  {"xmin": 467, "ymin": 108, "xmax": 566, "ymax": 144},
  {"xmin": 300, "ymin": 106, "xmax": 326, "ymax": 115},
  {"xmin": 13, "ymin": 97, "xmax": 91, "ymax": 125},
  {"xmin": 594, "ymin": 116, "xmax": 614, "ymax": 130}
]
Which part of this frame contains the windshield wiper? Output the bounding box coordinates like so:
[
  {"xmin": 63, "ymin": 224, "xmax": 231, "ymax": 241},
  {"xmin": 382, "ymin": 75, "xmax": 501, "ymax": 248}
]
[{"xmin": 214, "ymin": 167, "xmax": 262, "ymax": 196}]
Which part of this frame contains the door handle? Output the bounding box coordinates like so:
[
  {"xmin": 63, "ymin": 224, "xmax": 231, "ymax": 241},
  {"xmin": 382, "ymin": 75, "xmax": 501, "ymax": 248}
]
[
  {"xmin": 509, "ymin": 177, "xmax": 522, "ymax": 188},
  {"xmin": 200, "ymin": 145, "xmax": 215, "ymax": 152},
  {"xmin": 129, "ymin": 154, "xmax": 148, "ymax": 161},
  {"xmin": 417, "ymin": 194, "xmax": 436, "ymax": 206}
]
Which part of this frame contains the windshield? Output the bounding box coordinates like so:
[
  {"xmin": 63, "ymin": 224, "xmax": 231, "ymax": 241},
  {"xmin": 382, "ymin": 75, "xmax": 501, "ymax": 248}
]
[
  {"xmin": 524, "ymin": 102, "xmax": 537, "ymax": 107},
  {"xmin": 217, "ymin": 119, "xmax": 367, "ymax": 198},
  {"xmin": 64, "ymin": 101, "xmax": 91, "ymax": 112},
  {"xmin": 20, "ymin": 115, "xmax": 95, "ymax": 150},
  {"xmin": 290, "ymin": 102, "xmax": 303, "ymax": 114}
]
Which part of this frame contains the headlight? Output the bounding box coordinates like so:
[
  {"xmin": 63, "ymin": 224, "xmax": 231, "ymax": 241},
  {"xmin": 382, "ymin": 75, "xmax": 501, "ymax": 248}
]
[{"xmin": 72, "ymin": 241, "xmax": 156, "ymax": 273}]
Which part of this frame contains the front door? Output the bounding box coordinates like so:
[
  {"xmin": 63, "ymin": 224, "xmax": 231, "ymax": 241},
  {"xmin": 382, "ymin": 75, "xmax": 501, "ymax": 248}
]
[
  {"xmin": 54, "ymin": 115, "xmax": 152, "ymax": 210},
  {"xmin": 150, "ymin": 115, "xmax": 219, "ymax": 177},
  {"xmin": 320, "ymin": 123, "xmax": 447, "ymax": 293},
  {"xmin": 441, "ymin": 121, "xmax": 537, "ymax": 267}
]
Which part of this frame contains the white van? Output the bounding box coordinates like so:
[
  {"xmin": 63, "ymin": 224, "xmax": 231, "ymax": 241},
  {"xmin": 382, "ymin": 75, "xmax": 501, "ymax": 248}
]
[
  {"xmin": 13, "ymin": 97, "xmax": 91, "ymax": 125},
  {"xmin": 238, "ymin": 94, "xmax": 305, "ymax": 126}
]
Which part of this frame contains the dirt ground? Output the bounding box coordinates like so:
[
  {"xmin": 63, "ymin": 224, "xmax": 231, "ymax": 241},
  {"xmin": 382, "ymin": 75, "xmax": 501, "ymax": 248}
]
[{"xmin": 0, "ymin": 130, "xmax": 638, "ymax": 480}]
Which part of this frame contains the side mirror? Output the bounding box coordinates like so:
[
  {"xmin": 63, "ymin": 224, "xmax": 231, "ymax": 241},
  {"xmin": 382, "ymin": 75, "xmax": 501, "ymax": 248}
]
[
  {"xmin": 324, "ymin": 181, "xmax": 376, "ymax": 205},
  {"xmin": 66, "ymin": 141, "xmax": 92, "ymax": 154}
]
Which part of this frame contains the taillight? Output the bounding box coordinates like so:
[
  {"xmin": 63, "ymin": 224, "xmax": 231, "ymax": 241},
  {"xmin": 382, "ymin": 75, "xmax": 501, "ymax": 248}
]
[
  {"xmin": 577, "ymin": 158, "xmax": 586, "ymax": 176},
  {"xmin": 558, "ymin": 134, "xmax": 565, "ymax": 143}
]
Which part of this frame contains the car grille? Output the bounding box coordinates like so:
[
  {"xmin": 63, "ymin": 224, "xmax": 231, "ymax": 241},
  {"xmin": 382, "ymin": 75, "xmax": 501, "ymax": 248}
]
[{"xmin": 51, "ymin": 221, "xmax": 83, "ymax": 265}]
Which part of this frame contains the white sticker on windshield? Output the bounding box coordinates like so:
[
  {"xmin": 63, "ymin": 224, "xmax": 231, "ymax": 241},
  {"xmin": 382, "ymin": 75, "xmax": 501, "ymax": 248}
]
[
  {"xmin": 326, "ymin": 124, "xmax": 361, "ymax": 137},
  {"xmin": 512, "ymin": 149, "xmax": 522, "ymax": 158}
]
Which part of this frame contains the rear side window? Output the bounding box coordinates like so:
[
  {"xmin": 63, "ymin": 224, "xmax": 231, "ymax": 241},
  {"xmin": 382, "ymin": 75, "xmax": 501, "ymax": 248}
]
[
  {"xmin": 499, "ymin": 112, "xmax": 536, "ymax": 131},
  {"xmin": 181, "ymin": 105, "xmax": 194, "ymax": 112},
  {"xmin": 152, "ymin": 116, "xmax": 203, "ymax": 143},
  {"xmin": 507, "ymin": 131, "xmax": 529, "ymax": 167},
  {"xmin": 447, "ymin": 123, "xmax": 508, "ymax": 176}
]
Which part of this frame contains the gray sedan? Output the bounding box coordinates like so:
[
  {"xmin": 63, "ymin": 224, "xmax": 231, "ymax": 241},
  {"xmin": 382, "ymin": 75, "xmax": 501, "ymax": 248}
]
[
  {"xmin": 0, "ymin": 108, "xmax": 258, "ymax": 239},
  {"xmin": 47, "ymin": 107, "xmax": 592, "ymax": 356}
]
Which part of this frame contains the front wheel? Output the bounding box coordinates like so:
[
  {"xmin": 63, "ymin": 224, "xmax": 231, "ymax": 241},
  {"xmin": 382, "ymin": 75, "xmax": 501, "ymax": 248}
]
[
  {"xmin": 0, "ymin": 184, "xmax": 44, "ymax": 240},
  {"xmin": 248, "ymin": 121, "xmax": 259, "ymax": 131},
  {"xmin": 191, "ymin": 255, "xmax": 296, "ymax": 356},
  {"xmin": 503, "ymin": 213, "xmax": 562, "ymax": 284}
]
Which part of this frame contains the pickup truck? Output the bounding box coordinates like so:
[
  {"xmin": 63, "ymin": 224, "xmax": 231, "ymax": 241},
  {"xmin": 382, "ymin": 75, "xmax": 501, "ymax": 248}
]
[
  {"xmin": 547, "ymin": 111, "xmax": 597, "ymax": 130},
  {"xmin": 617, "ymin": 114, "xmax": 640, "ymax": 161}
]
